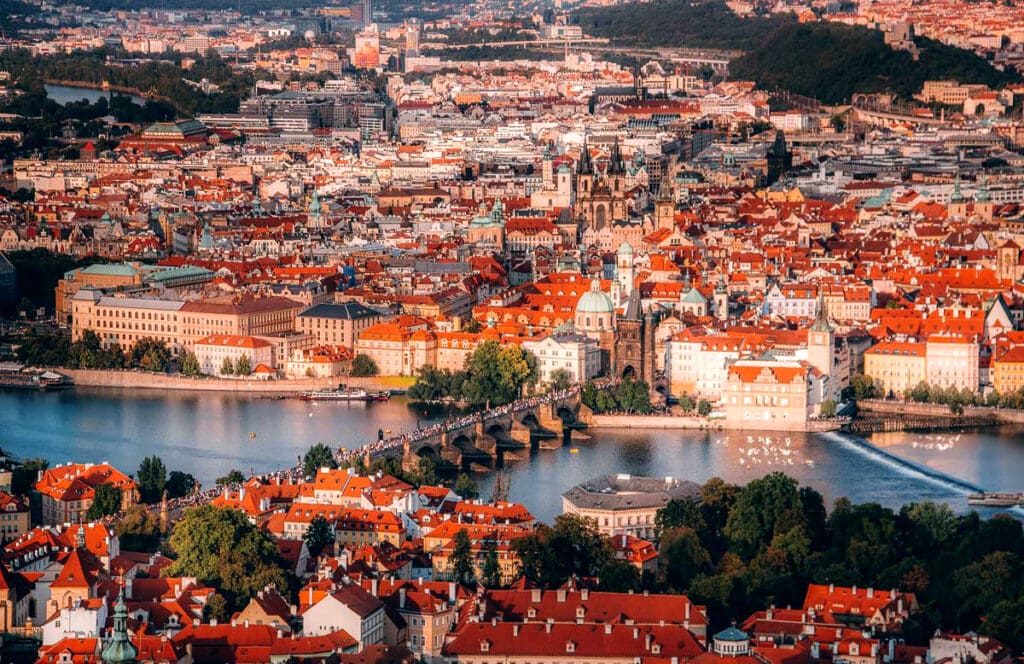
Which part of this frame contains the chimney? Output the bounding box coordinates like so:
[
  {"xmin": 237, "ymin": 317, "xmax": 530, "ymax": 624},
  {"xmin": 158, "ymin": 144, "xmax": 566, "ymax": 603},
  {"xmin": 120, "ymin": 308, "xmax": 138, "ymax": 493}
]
[
  {"xmin": 513, "ymin": 624, "xmax": 520, "ymax": 637},
  {"xmin": 545, "ymin": 621, "xmax": 552, "ymax": 634},
  {"xmin": 829, "ymin": 583, "xmax": 834, "ymax": 593},
  {"xmin": 685, "ymin": 603, "xmax": 690, "ymax": 620},
  {"xmin": 605, "ymin": 624, "xmax": 612, "ymax": 635},
  {"xmin": 852, "ymin": 585, "xmax": 858, "ymax": 595},
  {"xmin": 399, "ymin": 588, "xmax": 407, "ymax": 609},
  {"xmin": 371, "ymin": 578, "xmax": 379, "ymax": 596},
  {"xmin": 531, "ymin": 588, "xmax": 542, "ymax": 603},
  {"xmin": 633, "ymin": 627, "xmax": 640, "ymax": 639},
  {"xmin": 581, "ymin": 588, "xmax": 589, "ymax": 601},
  {"xmin": 867, "ymin": 587, "xmax": 874, "ymax": 598},
  {"xmin": 557, "ymin": 589, "xmax": 566, "ymax": 603},
  {"xmin": 126, "ymin": 578, "xmax": 133, "ymax": 599},
  {"xmin": 449, "ymin": 582, "xmax": 457, "ymax": 602},
  {"xmin": 645, "ymin": 634, "xmax": 654, "ymax": 651},
  {"xmin": 277, "ymin": 629, "xmax": 283, "ymax": 638}
]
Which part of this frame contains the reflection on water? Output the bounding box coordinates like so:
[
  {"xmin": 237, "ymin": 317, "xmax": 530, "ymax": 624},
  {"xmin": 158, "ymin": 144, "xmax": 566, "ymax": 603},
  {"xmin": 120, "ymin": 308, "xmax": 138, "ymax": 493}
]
[
  {"xmin": 44, "ymin": 84, "xmax": 147, "ymax": 106},
  {"xmin": 1, "ymin": 388, "xmax": 1020, "ymax": 523}
]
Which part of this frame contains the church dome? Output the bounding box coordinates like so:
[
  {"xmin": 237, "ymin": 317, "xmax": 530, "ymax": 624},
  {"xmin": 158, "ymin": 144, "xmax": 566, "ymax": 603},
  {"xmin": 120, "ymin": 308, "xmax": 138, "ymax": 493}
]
[{"xmin": 576, "ymin": 279, "xmax": 614, "ymax": 314}]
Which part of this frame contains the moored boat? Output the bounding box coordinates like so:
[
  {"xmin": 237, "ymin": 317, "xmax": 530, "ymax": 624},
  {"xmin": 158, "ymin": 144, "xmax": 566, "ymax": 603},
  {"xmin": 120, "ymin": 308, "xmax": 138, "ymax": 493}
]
[
  {"xmin": 967, "ymin": 492, "xmax": 1024, "ymax": 507},
  {"xmin": 299, "ymin": 383, "xmax": 390, "ymax": 402}
]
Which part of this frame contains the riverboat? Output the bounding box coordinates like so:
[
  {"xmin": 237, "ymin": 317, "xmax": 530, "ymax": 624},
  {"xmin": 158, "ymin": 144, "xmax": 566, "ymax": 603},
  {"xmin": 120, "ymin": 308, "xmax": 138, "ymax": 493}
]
[
  {"xmin": 299, "ymin": 384, "xmax": 390, "ymax": 402},
  {"xmin": 0, "ymin": 363, "xmax": 71, "ymax": 391},
  {"xmin": 966, "ymin": 492, "xmax": 1024, "ymax": 507}
]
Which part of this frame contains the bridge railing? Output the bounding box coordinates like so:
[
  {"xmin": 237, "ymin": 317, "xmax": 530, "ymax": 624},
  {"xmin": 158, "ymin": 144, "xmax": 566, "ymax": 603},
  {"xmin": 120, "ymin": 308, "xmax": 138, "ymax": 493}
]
[{"xmin": 339, "ymin": 386, "xmax": 582, "ymax": 464}]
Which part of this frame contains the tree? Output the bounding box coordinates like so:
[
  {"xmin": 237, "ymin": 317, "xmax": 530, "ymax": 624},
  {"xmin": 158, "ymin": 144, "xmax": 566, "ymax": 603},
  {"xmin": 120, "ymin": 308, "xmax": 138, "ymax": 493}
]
[
  {"xmin": 656, "ymin": 497, "xmax": 705, "ymax": 536},
  {"xmin": 235, "ymin": 354, "xmax": 252, "ymax": 376},
  {"xmin": 614, "ymin": 379, "xmax": 652, "ymax": 414},
  {"xmin": 450, "ymin": 529, "xmax": 474, "ymax": 583},
  {"xmin": 137, "ymin": 456, "xmax": 167, "ymax": 504},
  {"xmin": 850, "ymin": 374, "xmax": 876, "ymax": 400},
  {"xmin": 179, "ymin": 350, "xmax": 201, "ymax": 377},
  {"xmin": 115, "ymin": 504, "xmax": 162, "ymax": 552},
  {"xmin": 820, "ymin": 398, "xmax": 837, "ymax": 417},
  {"xmin": 461, "ymin": 341, "xmax": 538, "ymax": 407},
  {"xmin": 548, "ymin": 368, "xmax": 574, "ymax": 392},
  {"xmin": 598, "ymin": 559, "xmax": 640, "ymax": 592},
  {"xmin": 86, "ymin": 484, "xmax": 123, "ymax": 520},
  {"xmin": 166, "ymin": 505, "xmax": 290, "ymax": 611},
  {"xmin": 304, "ymin": 515, "xmax": 334, "ymax": 558},
  {"xmin": 350, "ymin": 353, "xmax": 379, "ymax": 377},
  {"xmin": 482, "ymin": 544, "xmax": 501, "ymax": 588},
  {"xmin": 454, "ymin": 473, "xmax": 479, "ymax": 500},
  {"xmin": 216, "ymin": 469, "xmax": 245, "ymax": 486},
  {"xmin": 414, "ymin": 455, "xmax": 437, "ymax": 486},
  {"xmin": 409, "ymin": 365, "xmax": 455, "ymax": 402},
  {"xmin": 678, "ymin": 392, "xmax": 696, "ymax": 413},
  {"xmin": 660, "ymin": 527, "xmax": 711, "ymax": 591},
  {"xmin": 697, "ymin": 400, "xmax": 713, "ymax": 417},
  {"xmin": 131, "ymin": 338, "xmax": 171, "ymax": 372},
  {"xmin": 303, "ymin": 443, "xmax": 337, "ymax": 477},
  {"xmin": 220, "ymin": 356, "xmax": 234, "ymax": 376},
  {"xmin": 205, "ymin": 593, "xmax": 229, "ymax": 623},
  {"xmin": 166, "ymin": 471, "xmax": 197, "ymax": 499},
  {"xmin": 11, "ymin": 457, "xmax": 48, "ymax": 495},
  {"xmin": 724, "ymin": 472, "xmax": 802, "ymax": 556}
]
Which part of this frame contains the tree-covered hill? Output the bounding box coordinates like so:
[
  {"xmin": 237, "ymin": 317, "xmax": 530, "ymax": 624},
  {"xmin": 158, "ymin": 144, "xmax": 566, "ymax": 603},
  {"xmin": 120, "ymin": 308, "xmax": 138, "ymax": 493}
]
[
  {"xmin": 729, "ymin": 22, "xmax": 1021, "ymax": 103},
  {"xmin": 576, "ymin": 0, "xmax": 794, "ymax": 50},
  {"xmin": 575, "ymin": 0, "xmax": 1021, "ymax": 104}
]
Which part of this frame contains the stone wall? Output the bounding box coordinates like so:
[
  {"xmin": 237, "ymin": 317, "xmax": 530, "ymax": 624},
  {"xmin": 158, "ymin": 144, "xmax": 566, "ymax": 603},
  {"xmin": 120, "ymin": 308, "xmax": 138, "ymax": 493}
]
[
  {"xmin": 858, "ymin": 398, "xmax": 1024, "ymax": 424},
  {"xmin": 61, "ymin": 369, "xmax": 411, "ymax": 394}
]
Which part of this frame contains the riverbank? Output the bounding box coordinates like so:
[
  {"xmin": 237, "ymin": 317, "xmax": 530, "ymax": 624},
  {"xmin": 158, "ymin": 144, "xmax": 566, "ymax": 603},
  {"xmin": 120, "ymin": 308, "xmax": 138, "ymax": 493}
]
[
  {"xmin": 589, "ymin": 413, "xmax": 844, "ymax": 431},
  {"xmin": 60, "ymin": 368, "xmax": 414, "ymax": 394},
  {"xmin": 858, "ymin": 399, "xmax": 1024, "ymax": 424},
  {"xmin": 590, "ymin": 414, "xmax": 717, "ymax": 429}
]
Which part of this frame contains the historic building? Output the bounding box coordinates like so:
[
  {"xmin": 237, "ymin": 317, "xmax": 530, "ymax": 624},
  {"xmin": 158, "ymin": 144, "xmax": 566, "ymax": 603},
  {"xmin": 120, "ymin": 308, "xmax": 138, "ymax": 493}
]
[{"xmin": 575, "ymin": 138, "xmax": 630, "ymax": 231}]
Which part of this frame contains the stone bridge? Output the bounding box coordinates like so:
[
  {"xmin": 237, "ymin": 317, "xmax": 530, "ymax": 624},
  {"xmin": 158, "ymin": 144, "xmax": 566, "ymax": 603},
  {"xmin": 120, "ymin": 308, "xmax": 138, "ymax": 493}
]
[{"xmin": 383, "ymin": 393, "xmax": 591, "ymax": 473}]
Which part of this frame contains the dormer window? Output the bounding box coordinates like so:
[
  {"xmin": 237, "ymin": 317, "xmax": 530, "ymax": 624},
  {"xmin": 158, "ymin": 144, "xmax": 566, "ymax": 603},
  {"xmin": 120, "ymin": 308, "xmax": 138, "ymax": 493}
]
[{"xmin": 566, "ymin": 641, "xmax": 576, "ymax": 653}]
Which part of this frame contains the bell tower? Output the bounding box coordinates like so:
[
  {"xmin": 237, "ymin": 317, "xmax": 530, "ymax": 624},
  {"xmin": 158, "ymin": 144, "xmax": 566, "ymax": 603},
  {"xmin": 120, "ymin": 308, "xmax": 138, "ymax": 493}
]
[
  {"xmin": 807, "ymin": 292, "xmax": 835, "ymax": 397},
  {"xmin": 654, "ymin": 168, "xmax": 675, "ymax": 231}
]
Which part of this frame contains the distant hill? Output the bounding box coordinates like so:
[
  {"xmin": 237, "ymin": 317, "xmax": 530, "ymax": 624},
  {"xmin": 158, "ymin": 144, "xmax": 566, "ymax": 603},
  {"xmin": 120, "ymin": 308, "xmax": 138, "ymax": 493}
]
[
  {"xmin": 576, "ymin": 0, "xmax": 793, "ymax": 51},
  {"xmin": 729, "ymin": 22, "xmax": 1021, "ymax": 103},
  {"xmin": 575, "ymin": 0, "xmax": 1021, "ymax": 104}
]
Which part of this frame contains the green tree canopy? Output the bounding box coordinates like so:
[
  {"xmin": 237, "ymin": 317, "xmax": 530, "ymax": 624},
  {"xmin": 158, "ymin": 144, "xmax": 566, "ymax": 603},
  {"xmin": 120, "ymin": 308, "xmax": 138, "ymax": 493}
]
[
  {"xmin": 234, "ymin": 354, "xmax": 252, "ymax": 376},
  {"xmin": 450, "ymin": 529, "xmax": 474, "ymax": 583},
  {"xmin": 86, "ymin": 483, "xmax": 122, "ymax": 520},
  {"xmin": 166, "ymin": 470, "xmax": 197, "ymax": 499},
  {"xmin": 350, "ymin": 353, "xmax": 379, "ymax": 377},
  {"xmin": 302, "ymin": 443, "xmax": 337, "ymax": 477},
  {"xmin": 137, "ymin": 455, "xmax": 167, "ymax": 504},
  {"xmin": 165, "ymin": 505, "xmax": 291, "ymax": 610},
  {"xmin": 303, "ymin": 515, "xmax": 334, "ymax": 558},
  {"xmin": 115, "ymin": 504, "xmax": 162, "ymax": 552},
  {"xmin": 454, "ymin": 473, "xmax": 479, "ymax": 500}
]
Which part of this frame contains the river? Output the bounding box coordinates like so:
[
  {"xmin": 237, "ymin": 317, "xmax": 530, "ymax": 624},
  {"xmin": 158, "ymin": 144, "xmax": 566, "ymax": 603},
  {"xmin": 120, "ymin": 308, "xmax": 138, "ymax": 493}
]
[
  {"xmin": 1, "ymin": 388, "xmax": 1021, "ymax": 523},
  {"xmin": 44, "ymin": 84, "xmax": 147, "ymax": 106}
]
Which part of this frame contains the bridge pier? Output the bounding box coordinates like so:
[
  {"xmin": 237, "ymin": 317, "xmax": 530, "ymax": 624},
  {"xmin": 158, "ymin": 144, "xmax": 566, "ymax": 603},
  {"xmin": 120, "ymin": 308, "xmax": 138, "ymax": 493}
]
[{"xmin": 508, "ymin": 420, "xmax": 532, "ymax": 445}]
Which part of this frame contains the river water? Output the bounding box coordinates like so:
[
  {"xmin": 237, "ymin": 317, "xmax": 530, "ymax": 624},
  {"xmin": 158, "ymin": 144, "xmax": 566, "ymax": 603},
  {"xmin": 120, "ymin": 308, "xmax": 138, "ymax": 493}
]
[
  {"xmin": 44, "ymin": 84, "xmax": 147, "ymax": 106},
  {"xmin": 1, "ymin": 388, "xmax": 1021, "ymax": 523}
]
